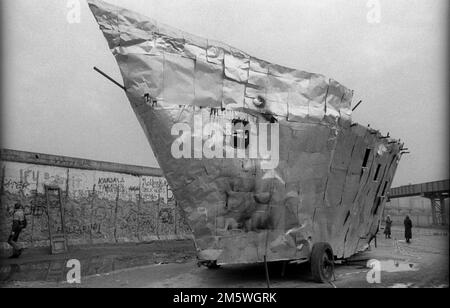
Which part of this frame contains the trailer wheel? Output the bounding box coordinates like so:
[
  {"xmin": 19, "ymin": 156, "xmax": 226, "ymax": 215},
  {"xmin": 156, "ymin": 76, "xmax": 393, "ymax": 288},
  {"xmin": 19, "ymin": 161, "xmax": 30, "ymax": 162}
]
[
  {"xmin": 206, "ymin": 260, "xmax": 220, "ymax": 269},
  {"xmin": 310, "ymin": 242, "xmax": 334, "ymax": 283}
]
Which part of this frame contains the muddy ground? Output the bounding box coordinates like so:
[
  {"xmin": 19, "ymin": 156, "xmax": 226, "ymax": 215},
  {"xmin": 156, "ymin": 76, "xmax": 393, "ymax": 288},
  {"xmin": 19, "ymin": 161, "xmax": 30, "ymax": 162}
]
[{"xmin": 0, "ymin": 226, "xmax": 448, "ymax": 288}]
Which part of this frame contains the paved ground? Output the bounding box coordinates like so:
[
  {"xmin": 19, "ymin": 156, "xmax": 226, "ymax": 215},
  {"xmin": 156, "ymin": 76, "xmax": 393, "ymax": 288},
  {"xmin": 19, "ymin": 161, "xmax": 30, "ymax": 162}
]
[
  {"xmin": 1, "ymin": 226, "xmax": 448, "ymax": 288},
  {"xmin": 0, "ymin": 239, "xmax": 196, "ymax": 285}
]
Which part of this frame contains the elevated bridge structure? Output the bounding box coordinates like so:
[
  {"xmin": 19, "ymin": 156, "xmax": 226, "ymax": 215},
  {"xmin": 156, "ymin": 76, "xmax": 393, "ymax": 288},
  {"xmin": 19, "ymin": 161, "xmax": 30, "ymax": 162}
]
[{"xmin": 388, "ymin": 180, "xmax": 449, "ymax": 226}]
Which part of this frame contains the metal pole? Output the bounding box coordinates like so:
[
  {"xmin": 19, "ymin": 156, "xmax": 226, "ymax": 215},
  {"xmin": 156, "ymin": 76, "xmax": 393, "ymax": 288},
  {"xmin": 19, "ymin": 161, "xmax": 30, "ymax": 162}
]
[
  {"xmin": 93, "ymin": 67, "xmax": 127, "ymax": 91},
  {"xmin": 352, "ymin": 100, "xmax": 363, "ymax": 111},
  {"xmin": 264, "ymin": 255, "xmax": 270, "ymax": 289},
  {"xmin": 281, "ymin": 261, "xmax": 287, "ymax": 278}
]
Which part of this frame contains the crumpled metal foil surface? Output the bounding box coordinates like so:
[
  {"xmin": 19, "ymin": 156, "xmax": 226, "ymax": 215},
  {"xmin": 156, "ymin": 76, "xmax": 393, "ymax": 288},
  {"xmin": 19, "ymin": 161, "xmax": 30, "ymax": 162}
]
[
  {"xmin": 88, "ymin": 0, "xmax": 403, "ymax": 262},
  {"xmin": 88, "ymin": 0, "xmax": 353, "ymax": 122}
]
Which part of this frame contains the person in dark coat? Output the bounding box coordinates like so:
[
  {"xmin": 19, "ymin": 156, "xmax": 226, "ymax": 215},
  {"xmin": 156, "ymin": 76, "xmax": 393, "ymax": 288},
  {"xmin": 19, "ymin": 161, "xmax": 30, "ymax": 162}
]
[
  {"xmin": 404, "ymin": 215, "xmax": 412, "ymax": 243},
  {"xmin": 8, "ymin": 203, "xmax": 27, "ymax": 258},
  {"xmin": 384, "ymin": 215, "xmax": 392, "ymax": 239}
]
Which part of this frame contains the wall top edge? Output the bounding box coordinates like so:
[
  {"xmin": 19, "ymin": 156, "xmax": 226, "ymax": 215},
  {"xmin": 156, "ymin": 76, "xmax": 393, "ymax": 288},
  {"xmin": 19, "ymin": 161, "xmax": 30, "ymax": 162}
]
[{"xmin": 0, "ymin": 148, "xmax": 163, "ymax": 177}]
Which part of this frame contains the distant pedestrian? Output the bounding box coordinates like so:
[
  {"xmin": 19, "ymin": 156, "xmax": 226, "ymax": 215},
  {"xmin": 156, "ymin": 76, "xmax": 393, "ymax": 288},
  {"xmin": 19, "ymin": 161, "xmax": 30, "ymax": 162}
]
[
  {"xmin": 7, "ymin": 203, "xmax": 27, "ymax": 258},
  {"xmin": 384, "ymin": 215, "xmax": 392, "ymax": 239},
  {"xmin": 404, "ymin": 215, "xmax": 412, "ymax": 243}
]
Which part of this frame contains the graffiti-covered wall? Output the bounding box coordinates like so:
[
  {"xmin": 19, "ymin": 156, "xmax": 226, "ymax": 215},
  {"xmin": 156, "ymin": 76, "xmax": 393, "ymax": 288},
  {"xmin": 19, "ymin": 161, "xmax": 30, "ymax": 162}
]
[{"xmin": 0, "ymin": 149, "xmax": 191, "ymax": 252}]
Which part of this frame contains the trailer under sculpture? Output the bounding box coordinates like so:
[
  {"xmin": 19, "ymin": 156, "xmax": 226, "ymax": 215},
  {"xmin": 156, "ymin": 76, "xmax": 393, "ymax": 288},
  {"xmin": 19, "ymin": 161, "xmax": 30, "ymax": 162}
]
[{"xmin": 88, "ymin": 0, "xmax": 404, "ymax": 282}]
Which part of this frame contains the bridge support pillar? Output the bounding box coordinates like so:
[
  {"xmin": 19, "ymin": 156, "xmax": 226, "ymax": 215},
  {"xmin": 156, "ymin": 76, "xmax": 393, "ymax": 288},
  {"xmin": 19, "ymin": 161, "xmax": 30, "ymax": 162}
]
[
  {"xmin": 430, "ymin": 197, "xmax": 438, "ymax": 225},
  {"xmin": 440, "ymin": 195, "xmax": 448, "ymax": 226},
  {"xmin": 426, "ymin": 194, "xmax": 448, "ymax": 226}
]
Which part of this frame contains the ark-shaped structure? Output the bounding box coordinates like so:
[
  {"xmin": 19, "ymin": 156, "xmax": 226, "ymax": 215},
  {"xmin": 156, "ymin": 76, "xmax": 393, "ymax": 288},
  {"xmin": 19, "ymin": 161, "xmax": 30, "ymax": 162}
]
[{"xmin": 88, "ymin": 0, "xmax": 404, "ymax": 281}]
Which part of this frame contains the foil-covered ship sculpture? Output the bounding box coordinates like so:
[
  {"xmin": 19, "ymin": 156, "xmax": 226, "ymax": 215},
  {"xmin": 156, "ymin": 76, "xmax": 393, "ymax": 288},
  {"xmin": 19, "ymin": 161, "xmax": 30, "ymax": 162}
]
[{"xmin": 88, "ymin": 0, "xmax": 404, "ymax": 280}]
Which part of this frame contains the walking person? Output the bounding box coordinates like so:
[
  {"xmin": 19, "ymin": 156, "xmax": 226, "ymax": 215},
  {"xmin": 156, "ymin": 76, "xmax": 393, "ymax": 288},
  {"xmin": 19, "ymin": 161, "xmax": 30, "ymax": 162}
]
[
  {"xmin": 404, "ymin": 215, "xmax": 412, "ymax": 244},
  {"xmin": 384, "ymin": 215, "xmax": 392, "ymax": 239},
  {"xmin": 7, "ymin": 203, "xmax": 27, "ymax": 258}
]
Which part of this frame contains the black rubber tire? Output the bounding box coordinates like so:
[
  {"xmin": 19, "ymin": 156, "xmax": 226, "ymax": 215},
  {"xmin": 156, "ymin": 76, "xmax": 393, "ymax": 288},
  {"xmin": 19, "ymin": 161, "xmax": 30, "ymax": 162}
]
[
  {"xmin": 310, "ymin": 242, "xmax": 334, "ymax": 283},
  {"xmin": 206, "ymin": 260, "xmax": 220, "ymax": 269}
]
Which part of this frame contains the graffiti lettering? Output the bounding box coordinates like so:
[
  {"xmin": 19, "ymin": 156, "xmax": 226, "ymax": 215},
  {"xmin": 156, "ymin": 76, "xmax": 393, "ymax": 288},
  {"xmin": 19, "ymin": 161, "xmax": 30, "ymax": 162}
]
[
  {"xmin": 98, "ymin": 177, "xmax": 125, "ymax": 185},
  {"xmin": 64, "ymin": 223, "xmax": 102, "ymax": 236},
  {"xmin": 3, "ymin": 179, "xmax": 30, "ymax": 190},
  {"xmin": 0, "ymin": 162, "xmax": 189, "ymax": 252}
]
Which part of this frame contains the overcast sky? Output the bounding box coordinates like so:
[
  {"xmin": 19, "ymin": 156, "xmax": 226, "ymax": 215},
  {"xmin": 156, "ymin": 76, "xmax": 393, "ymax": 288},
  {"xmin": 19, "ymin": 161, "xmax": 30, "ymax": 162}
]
[{"xmin": 1, "ymin": 0, "xmax": 448, "ymax": 187}]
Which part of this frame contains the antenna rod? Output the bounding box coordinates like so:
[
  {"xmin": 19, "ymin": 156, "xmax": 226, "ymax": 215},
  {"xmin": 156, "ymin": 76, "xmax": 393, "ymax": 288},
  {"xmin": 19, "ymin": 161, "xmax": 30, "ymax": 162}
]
[
  {"xmin": 93, "ymin": 67, "xmax": 126, "ymax": 91},
  {"xmin": 352, "ymin": 100, "xmax": 363, "ymax": 111}
]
